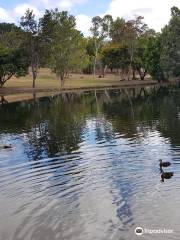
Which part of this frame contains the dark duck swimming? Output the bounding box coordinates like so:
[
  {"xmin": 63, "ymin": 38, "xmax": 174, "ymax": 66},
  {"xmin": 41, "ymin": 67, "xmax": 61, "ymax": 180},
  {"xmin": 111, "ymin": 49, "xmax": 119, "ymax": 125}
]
[
  {"xmin": 159, "ymin": 159, "xmax": 171, "ymax": 170},
  {"xmin": 0, "ymin": 144, "xmax": 12, "ymax": 149},
  {"xmin": 161, "ymin": 171, "xmax": 174, "ymax": 182}
]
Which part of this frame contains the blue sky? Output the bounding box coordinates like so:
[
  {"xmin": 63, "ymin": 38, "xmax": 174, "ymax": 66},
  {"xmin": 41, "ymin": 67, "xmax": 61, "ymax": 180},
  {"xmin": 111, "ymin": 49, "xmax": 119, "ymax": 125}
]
[
  {"xmin": 1, "ymin": 0, "xmax": 180, "ymax": 35},
  {"xmin": 0, "ymin": 0, "xmax": 110, "ymax": 16}
]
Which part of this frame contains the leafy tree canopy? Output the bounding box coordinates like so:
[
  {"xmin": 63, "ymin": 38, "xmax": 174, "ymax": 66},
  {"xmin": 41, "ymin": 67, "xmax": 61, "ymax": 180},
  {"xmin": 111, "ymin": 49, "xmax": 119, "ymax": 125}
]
[{"xmin": 0, "ymin": 44, "xmax": 29, "ymax": 87}]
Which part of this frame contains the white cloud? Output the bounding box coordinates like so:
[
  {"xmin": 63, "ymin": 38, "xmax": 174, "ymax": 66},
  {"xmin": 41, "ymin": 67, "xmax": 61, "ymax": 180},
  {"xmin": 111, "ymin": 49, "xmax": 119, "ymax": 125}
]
[
  {"xmin": 14, "ymin": 3, "xmax": 40, "ymax": 17},
  {"xmin": 32, "ymin": 0, "xmax": 87, "ymax": 10},
  {"xmin": 58, "ymin": 0, "xmax": 73, "ymax": 9},
  {"xmin": 58, "ymin": 0, "xmax": 87, "ymax": 9},
  {"xmin": 0, "ymin": 0, "xmax": 88, "ymax": 25},
  {"xmin": 76, "ymin": 14, "xmax": 91, "ymax": 36},
  {"xmin": 107, "ymin": 0, "xmax": 180, "ymax": 31},
  {"xmin": 0, "ymin": 4, "xmax": 41, "ymax": 23},
  {"xmin": 1, "ymin": 0, "xmax": 180, "ymax": 34},
  {"xmin": 0, "ymin": 7, "xmax": 11, "ymax": 22}
]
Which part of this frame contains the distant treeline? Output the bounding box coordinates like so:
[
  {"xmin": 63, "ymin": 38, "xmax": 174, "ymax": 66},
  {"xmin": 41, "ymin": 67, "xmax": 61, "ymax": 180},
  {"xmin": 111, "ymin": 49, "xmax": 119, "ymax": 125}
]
[{"xmin": 0, "ymin": 6, "xmax": 180, "ymax": 88}]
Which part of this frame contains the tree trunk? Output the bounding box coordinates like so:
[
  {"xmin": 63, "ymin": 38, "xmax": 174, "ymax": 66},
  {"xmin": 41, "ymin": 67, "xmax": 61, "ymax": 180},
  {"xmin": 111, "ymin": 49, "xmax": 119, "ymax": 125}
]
[
  {"xmin": 127, "ymin": 44, "xmax": 134, "ymax": 81},
  {"xmin": 102, "ymin": 65, "xmax": 107, "ymax": 78},
  {"xmin": 0, "ymin": 78, "xmax": 5, "ymax": 88},
  {"xmin": 60, "ymin": 73, "xmax": 65, "ymax": 87},
  {"xmin": 132, "ymin": 69, "xmax": 136, "ymax": 80},
  {"xmin": 138, "ymin": 68, "xmax": 147, "ymax": 80},
  {"xmin": 30, "ymin": 36, "xmax": 39, "ymax": 88},
  {"xmin": 32, "ymin": 74, "xmax": 36, "ymax": 88},
  {"xmin": 31, "ymin": 61, "xmax": 36, "ymax": 88},
  {"xmin": 93, "ymin": 54, "xmax": 97, "ymax": 78},
  {"xmin": 31, "ymin": 61, "xmax": 38, "ymax": 88},
  {"xmin": 0, "ymin": 74, "xmax": 13, "ymax": 88},
  {"xmin": 93, "ymin": 41, "xmax": 99, "ymax": 78}
]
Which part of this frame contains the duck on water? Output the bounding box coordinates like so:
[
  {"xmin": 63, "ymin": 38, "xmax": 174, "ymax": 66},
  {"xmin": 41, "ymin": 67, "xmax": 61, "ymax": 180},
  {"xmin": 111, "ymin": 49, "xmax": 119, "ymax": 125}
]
[
  {"xmin": 159, "ymin": 159, "xmax": 171, "ymax": 169},
  {"xmin": 0, "ymin": 144, "xmax": 12, "ymax": 149},
  {"xmin": 159, "ymin": 159, "xmax": 174, "ymax": 182},
  {"xmin": 161, "ymin": 171, "xmax": 174, "ymax": 182}
]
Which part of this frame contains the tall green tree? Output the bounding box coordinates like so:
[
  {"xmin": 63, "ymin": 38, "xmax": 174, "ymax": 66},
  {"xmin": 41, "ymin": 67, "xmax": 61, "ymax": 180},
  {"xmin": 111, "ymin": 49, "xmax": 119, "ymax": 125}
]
[
  {"xmin": 0, "ymin": 44, "xmax": 28, "ymax": 88},
  {"xmin": 108, "ymin": 16, "xmax": 148, "ymax": 80},
  {"xmin": 82, "ymin": 38, "xmax": 95, "ymax": 74},
  {"xmin": 90, "ymin": 15, "xmax": 113, "ymax": 77},
  {"xmin": 39, "ymin": 9, "xmax": 57, "ymax": 67},
  {"xmin": 133, "ymin": 30, "xmax": 156, "ymax": 80},
  {"xmin": 125, "ymin": 16, "xmax": 148, "ymax": 80},
  {"xmin": 20, "ymin": 9, "xmax": 39, "ymax": 88},
  {"xmin": 0, "ymin": 23, "xmax": 23, "ymax": 49},
  {"xmin": 0, "ymin": 23, "xmax": 29, "ymax": 87},
  {"xmin": 160, "ymin": 6, "xmax": 180, "ymax": 79},
  {"xmin": 101, "ymin": 44, "xmax": 130, "ymax": 78},
  {"xmin": 144, "ymin": 35, "xmax": 165, "ymax": 81},
  {"xmin": 41, "ymin": 10, "xmax": 88, "ymax": 86},
  {"xmin": 110, "ymin": 18, "xmax": 126, "ymax": 43}
]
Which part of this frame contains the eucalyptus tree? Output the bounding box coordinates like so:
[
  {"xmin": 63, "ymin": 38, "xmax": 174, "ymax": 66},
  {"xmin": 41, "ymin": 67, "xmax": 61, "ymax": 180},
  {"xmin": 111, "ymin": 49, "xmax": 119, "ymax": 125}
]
[
  {"xmin": 39, "ymin": 9, "xmax": 57, "ymax": 67},
  {"xmin": 143, "ymin": 6, "xmax": 180, "ymax": 82},
  {"xmin": 125, "ymin": 16, "xmax": 148, "ymax": 80},
  {"xmin": 0, "ymin": 23, "xmax": 23, "ymax": 49},
  {"xmin": 160, "ymin": 6, "xmax": 180, "ymax": 79},
  {"xmin": 108, "ymin": 16, "xmax": 148, "ymax": 80},
  {"xmin": 90, "ymin": 15, "xmax": 113, "ymax": 77},
  {"xmin": 110, "ymin": 17, "xmax": 126, "ymax": 43},
  {"xmin": 144, "ymin": 35, "xmax": 165, "ymax": 81},
  {"xmin": 101, "ymin": 44, "xmax": 130, "ymax": 78},
  {"xmin": 20, "ymin": 9, "xmax": 40, "ymax": 88},
  {"xmin": 133, "ymin": 38, "xmax": 147, "ymax": 80},
  {"xmin": 133, "ymin": 29, "xmax": 156, "ymax": 80},
  {"xmin": 82, "ymin": 38, "xmax": 95, "ymax": 74},
  {"xmin": 40, "ymin": 10, "xmax": 88, "ymax": 86}
]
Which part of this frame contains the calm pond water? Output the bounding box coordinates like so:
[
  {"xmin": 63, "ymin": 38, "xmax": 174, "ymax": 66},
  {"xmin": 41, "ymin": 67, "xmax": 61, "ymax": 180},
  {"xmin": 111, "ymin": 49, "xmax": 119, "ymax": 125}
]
[{"xmin": 0, "ymin": 85, "xmax": 180, "ymax": 240}]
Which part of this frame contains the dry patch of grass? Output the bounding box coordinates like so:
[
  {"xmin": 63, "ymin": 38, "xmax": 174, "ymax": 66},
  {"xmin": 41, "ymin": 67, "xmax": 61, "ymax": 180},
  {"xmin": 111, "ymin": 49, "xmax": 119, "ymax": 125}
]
[
  {"xmin": 0, "ymin": 68, "xmax": 158, "ymax": 103},
  {"xmin": 5, "ymin": 68, "xmax": 154, "ymax": 90}
]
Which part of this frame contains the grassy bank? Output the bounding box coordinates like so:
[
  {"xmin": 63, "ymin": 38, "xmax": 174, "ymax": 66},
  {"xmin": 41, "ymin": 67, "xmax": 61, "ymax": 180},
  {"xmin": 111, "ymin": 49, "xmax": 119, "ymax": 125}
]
[
  {"xmin": 0, "ymin": 68, "xmax": 159, "ymax": 103},
  {"xmin": 1, "ymin": 68, "xmax": 157, "ymax": 93}
]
